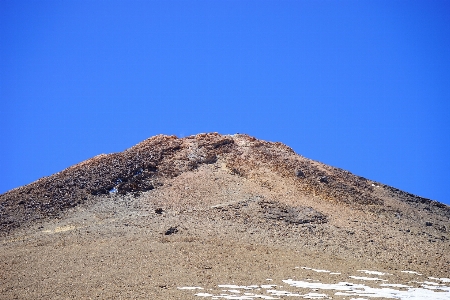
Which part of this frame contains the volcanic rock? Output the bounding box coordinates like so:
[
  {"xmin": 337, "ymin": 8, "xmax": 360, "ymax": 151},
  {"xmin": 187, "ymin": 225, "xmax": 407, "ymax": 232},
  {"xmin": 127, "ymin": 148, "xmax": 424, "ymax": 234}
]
[{"xmin": 0, "ymin": 133, "xmax": 449, "ymax": 299}]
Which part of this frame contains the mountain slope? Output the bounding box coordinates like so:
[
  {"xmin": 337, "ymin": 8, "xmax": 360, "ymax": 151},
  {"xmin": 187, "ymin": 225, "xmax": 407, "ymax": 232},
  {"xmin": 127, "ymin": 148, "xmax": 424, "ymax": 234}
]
[{"xmin": 1, "ymin": 133, "xmax": 449, "ymax": 299}]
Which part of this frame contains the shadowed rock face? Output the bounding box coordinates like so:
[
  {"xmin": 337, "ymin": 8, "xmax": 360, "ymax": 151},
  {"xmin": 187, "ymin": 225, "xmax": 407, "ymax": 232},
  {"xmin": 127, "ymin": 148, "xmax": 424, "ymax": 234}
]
[{"xmin": 0, "ymin": 133, "xmax": 448, "ymax": 233}]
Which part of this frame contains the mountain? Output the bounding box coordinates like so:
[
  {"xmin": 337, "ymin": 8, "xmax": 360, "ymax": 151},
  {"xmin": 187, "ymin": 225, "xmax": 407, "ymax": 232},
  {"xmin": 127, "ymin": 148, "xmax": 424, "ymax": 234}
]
[{"xmin": 1, "ymin": 133, "xmax": 449, "ymax": 299}]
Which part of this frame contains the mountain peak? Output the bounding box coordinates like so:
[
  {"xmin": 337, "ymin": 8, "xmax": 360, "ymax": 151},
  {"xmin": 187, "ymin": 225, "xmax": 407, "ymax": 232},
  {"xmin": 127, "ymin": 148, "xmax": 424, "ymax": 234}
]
[{"xmin": 1, "ymin": 133, "xmax": 449, "ymax": 298}]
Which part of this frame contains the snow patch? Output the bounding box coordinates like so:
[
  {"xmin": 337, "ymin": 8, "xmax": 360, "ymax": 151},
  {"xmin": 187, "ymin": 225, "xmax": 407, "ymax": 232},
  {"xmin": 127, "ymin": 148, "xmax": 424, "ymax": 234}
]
[
  {"xmin": 349, "ymin": 276, "xmax": 387, "ymax": 281},
  {"xmin": 380, "ymin": 284, "xmax": 412, "ymax": 288},
  {"xmin": 358, "ymin": 270, "xmax": 390, "ymax": 276},
  {"xmin": 181, "ymin": 268, "xmax": 450, "ymax": 299},
  {"xmin": 401, "ymin": 271, "xmax": 423, "ymax": 275},
  {"xmin": 218, "ymin": 285, "xmax": 259, "ymax": 290},
  {"xmin": 301, "ymin": 267, "xmax": 332, "ymax": 273},
  {"xmin": 284, "ymin": 278, "xmax": 450, "ymax": 300},
  {"xmin": 429, "ymin": 277, "xmax": 450, "ymax": 283}
]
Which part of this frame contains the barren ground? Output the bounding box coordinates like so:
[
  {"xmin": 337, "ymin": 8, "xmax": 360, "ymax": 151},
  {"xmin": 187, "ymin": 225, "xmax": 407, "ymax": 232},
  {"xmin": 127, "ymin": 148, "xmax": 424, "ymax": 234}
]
[{"xmin": 1, "ymin": 134, "xmax": 449, "ymax": 299}]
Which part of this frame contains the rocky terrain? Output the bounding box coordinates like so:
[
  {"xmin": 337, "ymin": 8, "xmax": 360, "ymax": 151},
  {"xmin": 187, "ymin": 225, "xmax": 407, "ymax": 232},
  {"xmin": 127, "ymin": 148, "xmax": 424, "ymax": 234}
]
[{"xmin": 1, "ymin": 133, "xmax": 449, "ymax": 299}]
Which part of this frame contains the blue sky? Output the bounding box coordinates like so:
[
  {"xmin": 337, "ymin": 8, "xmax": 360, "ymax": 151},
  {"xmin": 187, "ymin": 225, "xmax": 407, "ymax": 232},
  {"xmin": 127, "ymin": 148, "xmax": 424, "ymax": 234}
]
[{"xmin": 1, "ymin": 0, "xmax": 449, "ymax": 205}]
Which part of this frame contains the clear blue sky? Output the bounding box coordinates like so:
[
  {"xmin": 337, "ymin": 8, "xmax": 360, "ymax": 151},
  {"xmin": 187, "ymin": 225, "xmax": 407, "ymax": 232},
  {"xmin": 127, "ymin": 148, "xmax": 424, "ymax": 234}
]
[{"xmin": 1, "ymin": 1, "xmax": 449, "ymax": 205}]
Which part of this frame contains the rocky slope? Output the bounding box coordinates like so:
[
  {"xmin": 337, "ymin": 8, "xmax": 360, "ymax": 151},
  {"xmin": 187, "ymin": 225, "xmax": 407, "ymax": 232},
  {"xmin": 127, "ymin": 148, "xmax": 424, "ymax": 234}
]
[{"xmin": 1, "ymin": 133, "xmax": 449, "ymax": 299}]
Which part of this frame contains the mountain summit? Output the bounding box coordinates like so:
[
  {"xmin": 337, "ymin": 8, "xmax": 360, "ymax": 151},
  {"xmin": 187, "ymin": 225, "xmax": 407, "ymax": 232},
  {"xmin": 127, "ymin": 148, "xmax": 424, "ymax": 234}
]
[{"xmin": 1, "ymin": 133, "xmax": 449, "ymax": 299}]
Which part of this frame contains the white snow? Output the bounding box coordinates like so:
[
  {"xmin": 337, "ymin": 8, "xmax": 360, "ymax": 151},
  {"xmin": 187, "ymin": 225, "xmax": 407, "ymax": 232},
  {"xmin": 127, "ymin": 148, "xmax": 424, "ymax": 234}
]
[
  {"xmin": 380, "ymin": 284, "xmax": 412, "ymax": 288},
  {"xmin": 284, "ymin": 278, "xmax": 450, "ymax": 300},
  {"xmin": 401, "ymin": 271, "xmax": 423, "ymax": 275},
  {"xmin": 429, "ymin": 277, "xmax": 450, "ymax": 283},
  {"xmin": 312, "ymin": 269, "xmax": 331, "ymax": 273},
  {"xmin": 301, "ymin": 267, "xmax": 331, "ymax": 273},
  {"xmin": 196, "ymin": 293, "xmax": 215, "ymax": 297},
  {"xmin": 181, "ymin": 267, "xmax": 450, "ymax": 300},
  {"xmin": 267, "ymin": 290, "xmax": 300, "ymax": 296},
  {"xmin": 261, "ymin": 285, "xmax": 277, "ymax": 289},
  {"xmin": 419, "ymin": 284, "xmax": 450, "ymax": 292},
  {"xmin": 358, "ymin": 270, "xmax": 390, "ymax": 276},
  {"xmin": 415, "ymin": 281, "xmax": 446, "ymax": 286},
  {"xmin": 302, "ymin": 292, "xmax": 330, "ymax": 299},
  {"xmin": 218, "ymin": 285, "xmax": 259, "ymax": 290},
  {"xmin": 349, "ymin": 276, "xmax": 387, "ymax": 281}
]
